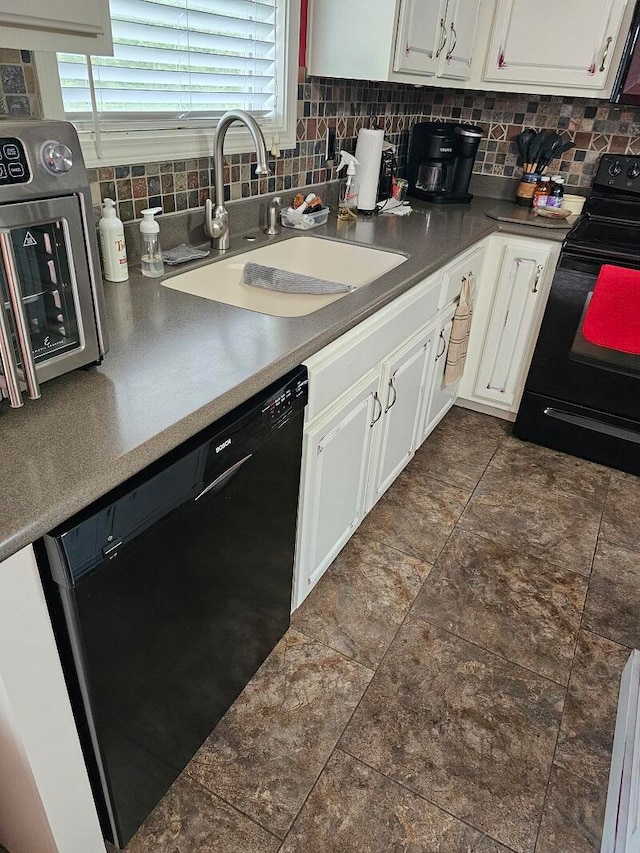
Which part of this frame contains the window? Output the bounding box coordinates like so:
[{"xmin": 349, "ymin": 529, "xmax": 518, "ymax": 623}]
[{"xmin": 36, "ymin": 0, "xmax": 299, "ymax": 167}]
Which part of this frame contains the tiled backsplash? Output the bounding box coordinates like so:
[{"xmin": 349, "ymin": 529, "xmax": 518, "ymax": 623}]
[
  {"xmin": 3, "ymin": 52, "xmax": 640, "ymax": 219},
  {"xmin": 0, "ymin": 49, "xmax": 41, "ymax": 118}
]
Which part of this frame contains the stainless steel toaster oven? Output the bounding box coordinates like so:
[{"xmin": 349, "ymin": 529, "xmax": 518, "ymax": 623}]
[{"xmin": 0, "ymin": 120, "xmax": 108, "ymax": 408}]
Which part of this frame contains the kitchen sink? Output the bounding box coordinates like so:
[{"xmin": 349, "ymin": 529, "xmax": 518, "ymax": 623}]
[{"xmin": 162, "ymin": 235, "xmax": 408, "ymax": 317}]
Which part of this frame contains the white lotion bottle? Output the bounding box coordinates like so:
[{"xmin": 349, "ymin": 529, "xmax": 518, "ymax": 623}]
[
  {"xmin": 139, "ymin": 207, "xmax": 164, "ymax": 278},
  {"xmin": 98, "ymin": 198, "xmax": 129, "ymax": 282}
]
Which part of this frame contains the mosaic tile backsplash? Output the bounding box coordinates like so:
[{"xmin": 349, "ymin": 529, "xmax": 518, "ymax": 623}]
[
  {"xmin": 4, "ymin": 53, "xmax": 640, "ymax": 220},
  {"xmin": 0, "ymin": 49, "xmax": 41, "ymax": 118}
]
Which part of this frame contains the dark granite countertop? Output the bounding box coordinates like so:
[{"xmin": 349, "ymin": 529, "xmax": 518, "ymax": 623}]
[{"xmin": 0, "ymin": 195, "xmax": 567, "ymax": 561}]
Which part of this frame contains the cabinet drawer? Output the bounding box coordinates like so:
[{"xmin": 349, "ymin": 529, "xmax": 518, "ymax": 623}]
[
  {"xmin": 439, "ymin": 243, "xmax": 486, "ymax": 309},
  {"xmin": 305, "ymin": 274, "xmax": 440, "ymax": 421}
]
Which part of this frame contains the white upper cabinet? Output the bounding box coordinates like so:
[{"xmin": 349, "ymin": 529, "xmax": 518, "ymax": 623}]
[
  {"xmin": 437, "ymin": 0, "xmax": 483, "ymax": 81},
  {"xmin": 308, "ymin": 0, "xmax": 633, "ymax": 95},
  {"xmin": 483, "ymin": 0, "xmax": 628, "ymax": 90},
  {"xmin": 0, "ymin": 0, "xmax": 113, "ymax": 55},
  {"xmin": 393, "ymin": 0, "xmax": 448, "ymax": 77},
  {"xmin": 308, "ymin": 0, "xmax": 483, "ymax": 85}
]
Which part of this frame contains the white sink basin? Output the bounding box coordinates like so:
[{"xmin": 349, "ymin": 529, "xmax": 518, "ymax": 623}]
[{"xmin": 162, "ymin": 236, "xmax": 407, "ymax": 317}]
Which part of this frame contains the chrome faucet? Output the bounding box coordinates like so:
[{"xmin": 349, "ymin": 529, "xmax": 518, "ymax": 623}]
[{"xmin": 205, "ymin": 109, "xmax": 270, "ymax": 253}]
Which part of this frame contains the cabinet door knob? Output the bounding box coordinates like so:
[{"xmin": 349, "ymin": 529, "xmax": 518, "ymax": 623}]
[
  {"xmin": 436, "ymin": 330, "xmax": 447, "ymax": 360},
  {"xmin": 370, "ymin": 391, "xmax": 383, "ymax": 427},
  {"xmin": 385, "ymin": 375, "xmax": 397, "ymax": 413}
]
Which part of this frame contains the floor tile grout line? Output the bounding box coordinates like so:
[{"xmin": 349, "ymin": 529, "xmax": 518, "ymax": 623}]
[
  {"xmin": 336, "ymin": 744, "xmax": 520, "ymax": 853},
  {"xmin": 274, "ymin": 590, "xmax": 427, "ymax": 849},
  {"xmin": 405, "ymin": 610, "xmax": 571, "ymax": 689},
  {"xmin": 531, "ymin": 499, "xmax": 607, "ymax": 853},
  {"xmin": 181, "ymin": 768, "xmax": 286, "ymax": 843},
  {"xmin": 531, "ymin": 608, "xmax": 582, "ymax": 850},
  {"xmin": 428, "ymin": 589, "xmax": 564, "ymax": 679},
  {"xmin": 453, "ymin": 521, "xmax": 594, "ymax": 581}
]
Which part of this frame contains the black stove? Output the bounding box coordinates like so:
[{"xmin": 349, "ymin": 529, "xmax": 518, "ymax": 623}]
[{"xmin": 514, "ymin": 154, "xmax": 640, "ymax": 476}]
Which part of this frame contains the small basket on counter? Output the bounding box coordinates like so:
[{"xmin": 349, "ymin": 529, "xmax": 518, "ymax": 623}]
[
  {"xmin": 280, "ymin": 206, "xmax": 329, "ymax": 230},
  {"xmin": 280, "ymin": 192, "xmax": 329, "ymax": 230}
]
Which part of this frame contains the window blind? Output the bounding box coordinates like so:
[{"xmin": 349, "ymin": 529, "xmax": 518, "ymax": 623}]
[{"xmin": 57, "ymin": 0, "xmax": 277, "ymax": 126}]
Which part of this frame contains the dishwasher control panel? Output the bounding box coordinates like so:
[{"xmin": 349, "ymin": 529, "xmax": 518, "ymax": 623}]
[{"xmin": 262, "ymin": 374, "xmax": 308, "ymax": 429}]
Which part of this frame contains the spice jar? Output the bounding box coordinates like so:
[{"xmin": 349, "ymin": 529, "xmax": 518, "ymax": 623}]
[
  {"xmin": 547, "ymin": 176, "xmax": 565, "ymax": 208},
  {"xmin": 533, "ymin": 176, "xmax": 552, "ymax": 209}
]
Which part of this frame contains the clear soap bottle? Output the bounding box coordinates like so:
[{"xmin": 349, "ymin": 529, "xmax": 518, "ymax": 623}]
[
  {"xmin": 336, "ymin": 151, "xmax": 360, "ymax": 221},
  {"xmin": 139, "ymin": 207, "xmax": 164, "ymax": 277}
]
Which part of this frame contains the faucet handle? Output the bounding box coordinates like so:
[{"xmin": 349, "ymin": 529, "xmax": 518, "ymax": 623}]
[{"xmin": 265, "ymin": 196, "xmax": 282, "ymax": 236}]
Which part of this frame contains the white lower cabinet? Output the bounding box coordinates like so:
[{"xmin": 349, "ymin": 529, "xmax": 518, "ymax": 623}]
[
  {"xmin": 293, "ymin": 371, "xmax": 379, "ymax": 608},
  {"xmin": 459, "ymin": 234, "xmax": 560, "ymax": 415},
  {"xmin": 419, "ymin": 302, "xmax": 458, "ymax": 444},
  {"xmin": 367, "ymin": 324, "xmax": 435, "ymax": 510},
  {"xmin": 293, "ymin": 241, "xmax": 493, "ymax": 609}
]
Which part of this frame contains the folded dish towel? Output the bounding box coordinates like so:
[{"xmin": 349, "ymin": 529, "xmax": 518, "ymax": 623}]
[
  {"xmin": 443, "ymin": 274, "xmax": 474, "ymax": 387},
  {"xmin": 582, "ymin": 264, "xmax": 640, "ymax": 354},
  {"xmin": 244, "ymin": 263, "xmax": 355, "ymax": 295}
]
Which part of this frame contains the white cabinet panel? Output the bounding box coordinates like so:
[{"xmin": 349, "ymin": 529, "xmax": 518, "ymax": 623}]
[
  {"xmin": 393, "ymin": 0, "xmax": 448, "ymax": 76},
  {"xmin": 484, "ymin": 0, "xmax": 626, "ymax": 90},
  {"xmin": 0, "ymin": 0, "xmax": 113, "ymax": 54},
  {"xmin": 438, "ymin": 0, "xmax": 483, "ymax": 81},
  {"xmin": 367, "ymin": 326, "xmax": 434, "ymax": 508},
  {"xmin": 420, "ymin": 303, "xmax": 459, "ymax": 443},
  {"xmin": 474, "ymin": 244, "xmax": 551, "ymax": 409},
  {"xmin": 293, "ymin": 371, "xmax": 378, "ymax": 608}
]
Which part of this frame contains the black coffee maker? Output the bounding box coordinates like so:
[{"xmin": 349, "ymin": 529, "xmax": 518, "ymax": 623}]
[{"xmin": 407, "ymin": 121, "xmax": 483, "ymax": 204}]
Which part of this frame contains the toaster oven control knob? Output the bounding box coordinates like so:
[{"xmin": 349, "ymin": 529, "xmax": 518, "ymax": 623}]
[
  {"xmin": 628, "ymin": 163, "xmax": 640, "ymax": 180},
  {"xmin": 608, "ymin": 160, "xmax": 622, "ymax": 177},
  {"xmin": 41, "ymin": 142, "xmax": 73, "ymax": 174}
]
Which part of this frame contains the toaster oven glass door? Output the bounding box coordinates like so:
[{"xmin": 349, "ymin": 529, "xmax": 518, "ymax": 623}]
[{"xmin": 0, "ymin": 195, "xmax": 99, "ymax": 382}]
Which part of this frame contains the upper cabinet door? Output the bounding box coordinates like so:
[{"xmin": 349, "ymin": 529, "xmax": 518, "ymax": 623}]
[
  {"xmin": 0, "ymin": 0, "xmax": 113, "ymax": 55},
  {"xmin": 484, "ymin": 0, "xmax": 627, "ymax": 89},
  {"xmin": 394, "ymin": 0, "xmax": 449, "ymax": 76},
  {"xmin": 438, "ymin": 0, "xmax": 483, "ymax": 81}
]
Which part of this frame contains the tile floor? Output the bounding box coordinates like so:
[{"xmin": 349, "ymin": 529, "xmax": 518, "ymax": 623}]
[{"xmin": 107, "ymin": 406, "xmax": 640, "ymax": 852}]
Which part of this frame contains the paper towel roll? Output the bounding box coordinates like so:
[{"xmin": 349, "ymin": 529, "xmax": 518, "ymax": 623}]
[{"xmin": 354, "ymin": 128, "xmax": 384, "ymax": 213}]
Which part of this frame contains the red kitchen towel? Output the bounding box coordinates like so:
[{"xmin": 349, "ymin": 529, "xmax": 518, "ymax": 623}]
[{"xmin": 582, "ymin": 264, "xmax": 640, "ymax": 354}]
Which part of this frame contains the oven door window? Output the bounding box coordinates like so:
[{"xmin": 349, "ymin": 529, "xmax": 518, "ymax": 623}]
[
  {"xmin": 1, "ymin": 220, "xmax": 82, "ymax": 363},
  {"xmin": 0, "ymin": 195, "xmax": 98, "ymax": 383}
]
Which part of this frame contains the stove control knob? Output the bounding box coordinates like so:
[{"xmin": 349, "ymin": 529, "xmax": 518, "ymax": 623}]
[
  {"xmin": 609, "ymin": 160, "xmax": 622, "ymax": 176},
  {"xmin": 41, "ymin": 142, "xmax": 73, "ymax": 174},
  {"xmin": 628, "ymin": 163, "xmax": 640, "ymax": 179}
]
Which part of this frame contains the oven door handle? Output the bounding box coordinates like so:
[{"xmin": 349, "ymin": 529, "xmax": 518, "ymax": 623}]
[
  {"xmin": 0, "ymin": 279, "xmax": 23, "ymax": 407},
  {"xmin": 0, "ymin": 231, "xmax": 40, "ymax": 401}
]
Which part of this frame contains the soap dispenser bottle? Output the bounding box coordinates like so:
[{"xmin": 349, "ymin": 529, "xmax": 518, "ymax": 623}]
[
  {"xmin": 336, "ymin": 151, "xmax": 360, "ymax": 221},
  {"xmin": 139, "ymin": 207, "xmax": 164, "ymax": 278},
  {"xmin": 98, "ymin": 198, "xmax": 128, "ymax": 282}
]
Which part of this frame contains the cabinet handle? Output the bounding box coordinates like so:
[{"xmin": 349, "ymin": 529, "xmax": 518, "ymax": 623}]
[
  {"xmin": 435, "ymin": 330, "xmax": 447, "ymax": 360},
  {"xmin": 532, "ymin": 264, "xmax": 544, "ymax": 293},
  {"xmin": 435, "ymin": 17, "xmax": 448, "ymax": 58},
  {"xmin": 445, "ymin": 22, "xmax": 457, "ymax": 61},
  {"xmin": 385, "ymin": 375, "xmax": 397, "ymax": 413},
  {"xmin": 370, "ymin": 391, "xmax": 383, "ymax": 427},
  {"xmin": 600, "ymin": 36, "xmax": 613, "ymax": 73}
]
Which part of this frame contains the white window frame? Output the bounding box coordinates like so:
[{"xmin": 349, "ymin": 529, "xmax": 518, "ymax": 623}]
[{"xmin": 35, "ymin": 0, "xmax": 300, "ymax": 169}]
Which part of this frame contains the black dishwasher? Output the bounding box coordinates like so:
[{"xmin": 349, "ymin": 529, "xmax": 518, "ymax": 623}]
[{"xmin": 41, "ymin": 366, "xmax": 308, "ymax": 848}]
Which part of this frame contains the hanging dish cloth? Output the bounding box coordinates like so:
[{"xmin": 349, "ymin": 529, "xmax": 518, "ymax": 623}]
[
  {"xmin": 582, "ymin": 264, "xmax": 640, "ymax": 354},
  {"xmin": 443, "ymin": 274, "xmax": 474, "ymax": 387},
  {"xmin": 244, "ymin": 262, "xmax": 355, "ymax": 295}
]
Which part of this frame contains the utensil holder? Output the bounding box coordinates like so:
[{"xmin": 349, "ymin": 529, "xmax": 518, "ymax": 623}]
[{"xmin": 515, "ymin": 173, "xmax": 540, "ymax": 208}]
